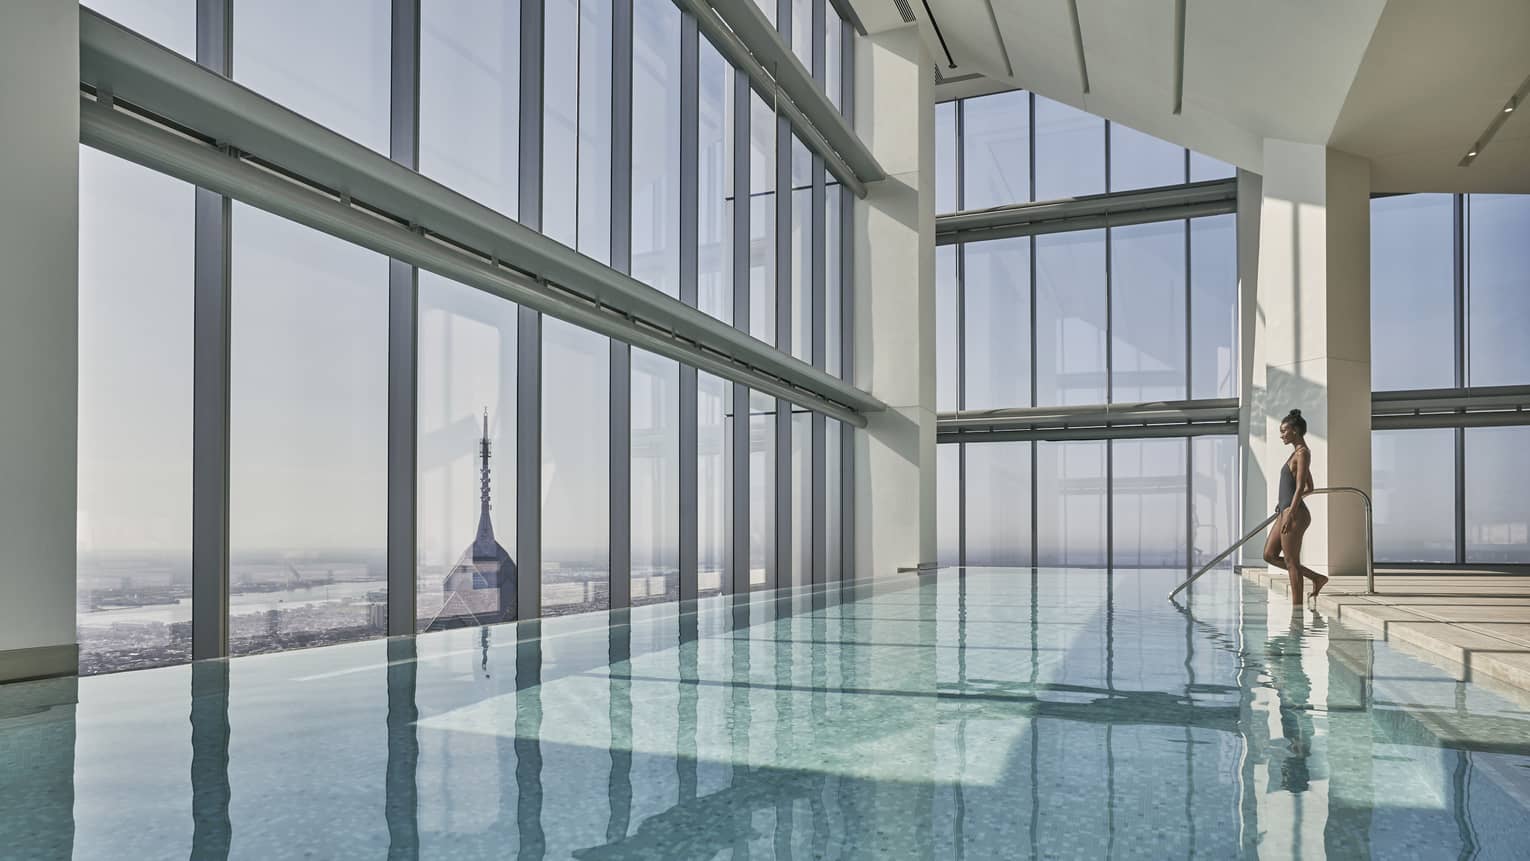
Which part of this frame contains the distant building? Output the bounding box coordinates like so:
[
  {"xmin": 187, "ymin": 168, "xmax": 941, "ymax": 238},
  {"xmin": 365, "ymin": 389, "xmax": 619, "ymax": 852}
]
[{"xmin": 426, "ymin": 412, "xmax": 517, "ymax": 631}]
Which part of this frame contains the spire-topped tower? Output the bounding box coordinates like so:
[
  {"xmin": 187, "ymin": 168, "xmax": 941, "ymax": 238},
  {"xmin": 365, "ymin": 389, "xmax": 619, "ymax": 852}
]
[{"xmin": 430, "ymin": 407, "xmax": 517, "ymax": 631}]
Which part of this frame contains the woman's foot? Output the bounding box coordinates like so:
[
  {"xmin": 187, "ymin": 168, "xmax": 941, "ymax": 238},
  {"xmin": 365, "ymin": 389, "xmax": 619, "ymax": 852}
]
[{"xmin": 1307, "ymin": 572, "xmax": 1329, "ymax": 600}]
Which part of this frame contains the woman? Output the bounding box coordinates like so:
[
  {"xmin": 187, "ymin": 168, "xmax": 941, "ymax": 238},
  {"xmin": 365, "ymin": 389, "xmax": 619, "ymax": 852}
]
[{"xmin": 1262, "ymin": 409, "xmax": 1328, "ymax": 605}]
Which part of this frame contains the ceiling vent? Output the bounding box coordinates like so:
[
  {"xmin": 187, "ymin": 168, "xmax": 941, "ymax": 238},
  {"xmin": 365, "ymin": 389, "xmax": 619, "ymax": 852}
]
[{"xmin": 891, "ymin": 0, "xmax": 916, "ymax": 24}]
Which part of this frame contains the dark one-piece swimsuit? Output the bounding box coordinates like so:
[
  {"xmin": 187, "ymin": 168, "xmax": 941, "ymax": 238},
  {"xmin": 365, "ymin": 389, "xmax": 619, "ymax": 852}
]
[{"xmin": 1275, "ymin": 451, "xmax": 1303, "ymax": 515}]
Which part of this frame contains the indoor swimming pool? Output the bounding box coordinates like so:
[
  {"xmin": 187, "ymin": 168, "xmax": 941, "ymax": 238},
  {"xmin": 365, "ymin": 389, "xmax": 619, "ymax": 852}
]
[{"xmin": 3, "ymin": 568, "xmax": 1529, "ymax": 859}]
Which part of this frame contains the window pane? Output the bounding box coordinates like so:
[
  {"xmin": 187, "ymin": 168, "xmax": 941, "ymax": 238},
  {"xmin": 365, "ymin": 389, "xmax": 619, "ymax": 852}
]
[
  {"xmin": 579, "ymin": 0, "xmax": 614, "ymax": 263},
  {"xmin": 543, "ymin": 0, "xmax": 612, "ymax": 261},
  {"xmin": 935, "ymin": 101, "xmax": 957, "ymax": 213},
  {"xmin": 233, "ymin": 0, "xmax": 390, "ymax": 153},
  {"xmin": 543, "ymin": 0, "xmax": 579, "ymax": 245},
  {"xmin": 826, "ymin": 418, "xmax": 843, "ymax": 580},
  {"xmin": 416, "ymin": 274, "xmax": 518, "ymax": 631},
  {"xmin": 1033, "ymin": 96, "xmax": 1104, "ymax": 201},
  {"xmin": 1036, "ymin": 440, "xmax": 1107, "ymax": 568},
  {"xmin": 542, "ymin": 318, "xmax": 610, "ymax": 615},
  {"xmin": 965, "ymin": 442, "xmax": 1031, "ymax": 566},
  {"xmin": 748, "ymin": 392, "xmax": 776, "ymax": 589},
  {"xmin": 1190, "ymin": 214, "xmax": 1239, "ymax": 399},
  {"xmin": 1467, "ymin": 195, "xmax": 1530, "ymax": 387},
  {"xmin": 749, "ymin": 95, "xmax": 776, "ymax": 344},
  {"xmin": 1465, "ymin": 427, "xmax": 1530, "ymax": 564},
  {"xmin": 1371, "ymin": 194, "xmax": 1454, "ymax": 390},
  {"xmin": 964, "ymin": 237, "xmax": 1031, "ymax": 409},
  {"xmin": 77, "ymin": 149, "xmax": 194, "ymax": 674},
  {"xmin": 698, "ymin": 44, "xmax": 734, "ymax": 323},
  {"xmin": 697, "ymin": 372, "xmax": 732, "ymax": 598},
  {"xmin": 1035, "ymin": 229, "xmax": 1107, "ymax": 406},
  {"xmin": 936, "ymin": 245, "xmax": 959, "ymax": 411},
  {"xmin": 228, "ymin": 204, "xmax": 389, "ymax": 656},
  {"xmin": 791, "ymin": 410, "xmax": 812, "ymax": 586},
  {"xmin": 1189, "ymin": 151, "xmax": 1235, "ymax": 182},
  {"xmin": 419, "ymin": 0, "xmax": 519, "ymax": 218},
  {"xmin": 1109, "ymin": 122, "xmax": 1184, "ymax": 191},
  {"xmin": 826, "ymin": 187, "xmax": 843, "ymax": 378},
  {"xmin": 632, "ymin": 0, "xmax": 682, "ymax": 297},
  {"xmin": 84, "ymin": 0, "xmax": 195, "ymax": 56},
  {"xmin": 1111, "ymin": 439, "xmax": 1187, "ymax": 569},
  {"xmin": 790, "ymin": 138, "xmax": 812, "ymax": 361},
  {"xmin": 632, "ymin": 349, "xmax": 680, "ymax": 606},
  {"xmin": 1111, "ymin": 221, "xmax": 1186, "ymax": 402},
  {"xmin": 937, "ymin": 444, "xmax": 960, "ymax": 565},
  {"xmin": 790, "ymin": 0, "xmax": 811, "ymax": 66},
  {"xmin": 1191, "ymin": 435, "xmax": 1239, "ymax": 572},
  {"xmin": 1373, "ymin": 429, "xmax": 1455, "ymax": 563},
  {"xmin": 825, "ymin": 7, "xmax": 843, "ymax": 113},
  {"xmin": 962, "ymin": 90, "xmax": 1029, "ymax": 208}
]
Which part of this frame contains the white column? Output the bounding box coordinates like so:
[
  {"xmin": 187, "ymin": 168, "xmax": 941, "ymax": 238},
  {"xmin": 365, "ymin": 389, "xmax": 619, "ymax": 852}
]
[
  {"xmin": 1236, "ymin": 169, "xmax": 1266, "ymax": 565},
  {"xmin": 852, "ymin": 24, "xmax": 936, "ymax": 576},
  {"xmin": 0, "ymin": 0, "xmax": 79, "ymax": 681},
  {"xmin": 1248, "ymin": 141, "xmax": 1372, "ymax": 576}
]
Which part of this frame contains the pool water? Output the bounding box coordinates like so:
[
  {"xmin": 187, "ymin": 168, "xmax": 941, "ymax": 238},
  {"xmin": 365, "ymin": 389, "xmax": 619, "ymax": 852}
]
[{"xmin": 3, "ymin": 568, "xmax": 1529, "ymax": 859}]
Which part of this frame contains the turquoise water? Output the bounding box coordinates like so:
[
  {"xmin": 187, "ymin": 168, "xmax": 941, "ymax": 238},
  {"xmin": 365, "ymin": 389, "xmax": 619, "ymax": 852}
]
[{"xmin": 3, "ymin": 568, "xmax": 1530, "ymax": 859}]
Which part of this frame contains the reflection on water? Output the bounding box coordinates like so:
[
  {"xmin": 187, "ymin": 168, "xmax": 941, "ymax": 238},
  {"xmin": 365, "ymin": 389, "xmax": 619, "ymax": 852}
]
[{"xmin": 4, "ymin": 569, "xmax": 1530, "ymax": 859}]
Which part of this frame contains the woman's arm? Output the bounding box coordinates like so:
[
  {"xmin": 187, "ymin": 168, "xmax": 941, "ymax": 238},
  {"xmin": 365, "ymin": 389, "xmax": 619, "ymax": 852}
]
[{"xmin": 1290, "ymin": 447, "xmax": 1312, "ymax": 510}]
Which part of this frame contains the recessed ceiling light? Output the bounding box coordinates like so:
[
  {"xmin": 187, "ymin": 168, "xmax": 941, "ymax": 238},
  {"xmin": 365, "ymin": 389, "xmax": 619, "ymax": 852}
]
[{"xmin": 1460, "ymin": 75, "xmax": 1530, "ymax": 168}]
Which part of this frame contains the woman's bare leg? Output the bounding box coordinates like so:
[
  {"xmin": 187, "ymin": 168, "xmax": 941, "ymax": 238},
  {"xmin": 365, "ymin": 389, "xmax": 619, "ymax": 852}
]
[
  {"xmin": 1262, "ymin": 522, "xmax": 1286, "ymax": 569},
  {"xmin": 1283, "ymin": 535, "xmax": 1305, "ymax": 605},
  {"xmin": 1281, "ymin": 510, "xmax": 1327, "ymax": 603}
]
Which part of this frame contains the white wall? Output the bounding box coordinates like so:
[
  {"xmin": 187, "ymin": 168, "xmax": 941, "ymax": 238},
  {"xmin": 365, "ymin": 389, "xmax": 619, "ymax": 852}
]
[{"xmin": 0, "ymin": 0, "xmax": 79, "ymax": 677}]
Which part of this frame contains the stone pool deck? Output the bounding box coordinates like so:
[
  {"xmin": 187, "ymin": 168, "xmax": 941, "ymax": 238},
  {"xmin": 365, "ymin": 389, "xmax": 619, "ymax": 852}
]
[{"xmin": 1241, "ymin": 567, "xmax": 1530, "ymax": 698}]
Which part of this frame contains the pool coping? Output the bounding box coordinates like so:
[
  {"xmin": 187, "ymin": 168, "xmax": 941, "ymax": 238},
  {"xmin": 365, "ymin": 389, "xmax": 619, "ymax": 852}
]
[{"xmin": 1240, "ymin": 566, "xmax": 1530, "ymax": 705}]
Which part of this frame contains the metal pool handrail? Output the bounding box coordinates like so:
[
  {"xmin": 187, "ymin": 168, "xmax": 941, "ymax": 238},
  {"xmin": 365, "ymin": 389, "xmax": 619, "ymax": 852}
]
[{"xmin": 1168, "ymin": 486, "xmax": 1375, "ymax": 600}]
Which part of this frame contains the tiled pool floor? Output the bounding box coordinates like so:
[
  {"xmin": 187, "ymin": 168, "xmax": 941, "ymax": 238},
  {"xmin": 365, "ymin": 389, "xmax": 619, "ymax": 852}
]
[{"xmin": 3, "ymin": 568, "xmax": 1530, "ymax": 859}]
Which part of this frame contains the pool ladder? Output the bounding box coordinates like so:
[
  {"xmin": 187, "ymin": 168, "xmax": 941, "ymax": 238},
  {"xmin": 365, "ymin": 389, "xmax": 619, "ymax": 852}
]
[{"xmin": 1168, "ymin": 487, "xmax": 1375, "ymax": 601}]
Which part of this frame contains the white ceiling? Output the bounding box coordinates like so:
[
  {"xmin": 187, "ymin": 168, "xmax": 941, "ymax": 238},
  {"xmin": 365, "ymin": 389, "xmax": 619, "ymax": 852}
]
[{"xmin": 850, "ymin": 0, "xmax": 1530, "ymax": 192}]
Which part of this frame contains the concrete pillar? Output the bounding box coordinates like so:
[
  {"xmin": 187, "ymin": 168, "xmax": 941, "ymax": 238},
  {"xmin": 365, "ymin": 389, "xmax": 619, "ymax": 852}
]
[
  {"xmin": 0, "ymin": 0, "xmax": 80, "ymax": 681},
  {"xmin": 1236, "ymin": 169, "xmax": 1266, "ymax": 565},
  {"xmin": 852, "ymin": 24, "xmax": 936, "ymax": 576},
  {"xmin": 1246, "ymin": 141, "xmax": 1372, "ymax": 576}
]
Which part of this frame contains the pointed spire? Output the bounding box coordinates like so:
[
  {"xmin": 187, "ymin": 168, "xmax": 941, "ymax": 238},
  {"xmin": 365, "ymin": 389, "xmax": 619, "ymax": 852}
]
[{"xmin": 473, "ymin": 407, "xmax": 496, "ymax": 554}]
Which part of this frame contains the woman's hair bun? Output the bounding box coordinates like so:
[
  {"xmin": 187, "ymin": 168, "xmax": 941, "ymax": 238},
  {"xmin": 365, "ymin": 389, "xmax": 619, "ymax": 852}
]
[{"xmin": 1287, "ymin": 408, "xmax": 1302, "ymax": 418}]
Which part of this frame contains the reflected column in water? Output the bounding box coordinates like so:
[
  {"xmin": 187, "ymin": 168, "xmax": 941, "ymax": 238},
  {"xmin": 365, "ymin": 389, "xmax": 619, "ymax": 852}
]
[
  {"xmin": 728, "ymin": 592, "xmax": 752, "ymax": 858},
  {"xmin": 773, "ymin": 600, "xmax": 794, "ymax": 856},
  {"xmin": 515, "ymin": 628, "xmax": 545, "ymax": 859},
  {"xmin": 1315, "ymin": 608, "xmax": 1376, "ymax": 859},
  {"xmin": 0, "ymin": 678, "xmax": 78, "ymax": 859},
  {"xmin": 607, "ymin": 617, "xmax": 633, "ymax": 843},
  {"xmin": 385, "ymin": 638, "xmax": 419, "ymax": 860},
  {"xmin": 809, "ymin": 600, "xmax": 830, "ymax": 857},
  {"xmin": 190, "ymin": 662, "xmax": 232, "ymax": 860},
  {"xmin": 677, "ymin": 608, "xmax": 698, "ymax": 804}
]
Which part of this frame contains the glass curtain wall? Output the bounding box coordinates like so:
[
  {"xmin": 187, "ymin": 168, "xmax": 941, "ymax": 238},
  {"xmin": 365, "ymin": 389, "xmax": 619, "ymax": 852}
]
[
  {"xmin": 946, "ymin": 89, "xmax": 1234, "ymax": 210},
  {"xmin": 77, "ymin": 149, "xmax": 196, "ymax": 673},
  {"xmin": 632, "ymin": 350, "xmax": 681, "ymax": 606},
  {"xmin": 935, "ymin": 91, "xmax": 1238, "ymax": 571},
  {"xmin": 227, "ymin": 204, "xmax": 390, "ymax": 657},
  {"xmin": 1368, "ymin": 194, "xmax": 1530, "ymax": 565},
  {"xmin": 542, "ymin": 319, "xmax": 611, "ymax": 616},
  {"xmin": 75, "ymin": 0, "xmax": 858, "ymax": 671},
  {"xmin": 416, "ymin": 274, "xmax": 519, "ymax": 632}
]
